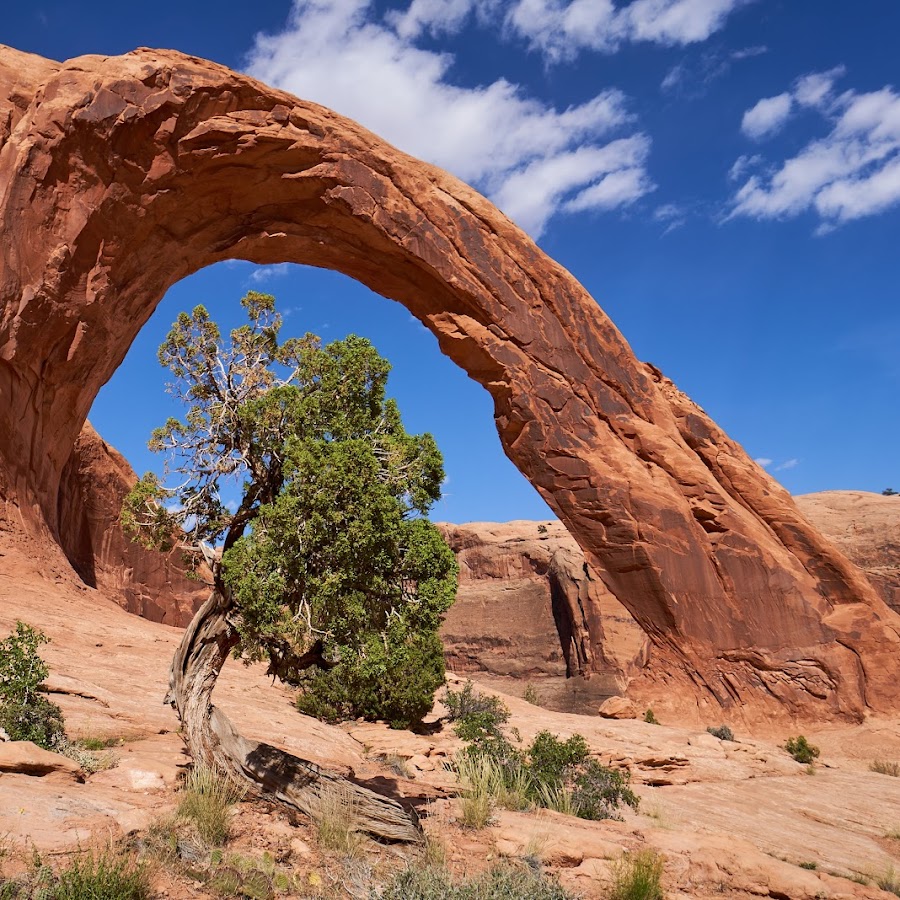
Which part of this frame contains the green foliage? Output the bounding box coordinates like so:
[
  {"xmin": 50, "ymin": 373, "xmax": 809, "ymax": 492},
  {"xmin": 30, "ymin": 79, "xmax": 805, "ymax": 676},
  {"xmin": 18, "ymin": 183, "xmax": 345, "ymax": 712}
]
[
  {"xmin": 784, "ymin": 736, "xmax": 820, "ymax": 764},
  {"xmin": 2, "ymin": 847, "xmax": 150, "ymax": 900},
  {"xmin": 444, "ymin": 681, "xmax": 510, "ymax": 743},
  {"xmin": 706, "ymin": 725, "xmax": 734, "ymax": 742},
  {"xmin": 376, "ymin": 863, "xmax": 577, "ymax": 899},
  {"xmin": 125, "ymin": 293, "xmax": 458, "ymax": 730},
  {"xmin": 0, "ymin": 621, "xmax": 65, "ymax": 749},
  {"xmin": 643, "ymin": 709, "xmax": 659, "ymax": 725},
  {"xmin": 177, "ymin": 765, "xmax": 245, "ymax": 846},
  {"xmin": 608, "ymin": 850, "xmax": 666, "ymax": 900},
  {"xmin": 448, "ymin": 684, "xmax": 638, "ymax": 823}
]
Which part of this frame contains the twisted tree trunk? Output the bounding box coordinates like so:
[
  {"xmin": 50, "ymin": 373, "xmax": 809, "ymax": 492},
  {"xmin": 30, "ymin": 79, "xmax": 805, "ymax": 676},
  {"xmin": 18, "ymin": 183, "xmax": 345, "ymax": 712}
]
[{"xmin": 166, "ymin": 587, "xmax": 421, "ymax": 843}]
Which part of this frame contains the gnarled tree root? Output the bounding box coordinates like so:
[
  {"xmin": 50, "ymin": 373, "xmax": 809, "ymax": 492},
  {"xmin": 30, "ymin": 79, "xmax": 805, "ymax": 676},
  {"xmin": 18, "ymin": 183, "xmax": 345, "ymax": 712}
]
[{"xmin": 167, "ymin": 591, "xmax": 422, "ymax": 843}]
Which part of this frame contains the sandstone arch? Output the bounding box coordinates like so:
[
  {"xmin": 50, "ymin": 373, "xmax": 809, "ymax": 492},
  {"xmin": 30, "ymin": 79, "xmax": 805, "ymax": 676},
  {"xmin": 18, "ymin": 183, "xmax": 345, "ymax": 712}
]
[{"xmin": 1, "ymin": 44, "xmax": 898, "ymax": 731}]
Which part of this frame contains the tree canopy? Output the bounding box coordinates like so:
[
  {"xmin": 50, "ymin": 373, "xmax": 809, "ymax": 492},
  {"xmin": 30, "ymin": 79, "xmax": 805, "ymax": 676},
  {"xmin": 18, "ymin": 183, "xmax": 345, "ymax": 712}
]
[{"xmin": 124, "ymin": 291, "xmax": 458, "ymax": 728}]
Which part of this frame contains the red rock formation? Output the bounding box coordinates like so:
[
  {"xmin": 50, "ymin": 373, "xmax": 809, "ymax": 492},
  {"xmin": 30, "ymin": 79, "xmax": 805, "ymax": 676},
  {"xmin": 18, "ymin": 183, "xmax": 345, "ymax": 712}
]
[
  {"xmin": 797, "ymin": 491, "xmax": 900, "ymax": 614},
  {"xmin": 57, "ymin": 421, "xmax": 208, "ymax": 626},
  {"xmin": 0, "ymin": 44, "xmax": 897, "ymax": 722},
  {"xmin": 439, "ymin": 521, "xmax": 646, "ymax": 683}
]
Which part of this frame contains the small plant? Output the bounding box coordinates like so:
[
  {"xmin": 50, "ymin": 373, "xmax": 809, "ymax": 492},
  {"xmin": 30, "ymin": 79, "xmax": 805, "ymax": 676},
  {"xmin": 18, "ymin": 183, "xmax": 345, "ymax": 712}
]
[
  {"xmin": 886, "ymin": 826, "xmax": 900, "ymax": 841},
  {"xmin": 316, "ymin": 782, "xmax": 362, "ymax": 854},
  {"xmin": 0, "ymin": 621, "xmax": 66, "ymax": 750},
  {"xmin": 377, "ymin": 753, "xmax": 412, "ymax": 778},
  {"xmin": 608, "ymin": 849, "xmax": 666, "ymax": 900},
  {"xmin": 706, "ymin": 725, "xmax": 734, "ymax": 742},
  {"xmin": 455, "ymin": 753, "xmax": 496, "ymax": 828},
  {"xmin": 177, "ymin": 765, "xmax": 245, "ymax": 846},
  {"xmin": 871, "ymin": 759, "xmax": 900, "ymax": 777},
  {"xmin": 784, "ymin": 736, "xmax": 820, "ymax": 765},
  {"xmin": 876, "ymin": 865, "xmax": 900, "ymax": 896},
  {"xmin": 799, "ymin": 861, "xmax": 817, "ymax": 870},
  {"xmin": 643, "ymin": 709, "xmax": 659, "ymax": 725},
  {"xmin": 537, "ymin": 524, "xmax": 549, "ymax": 534},
  {"xmin": 444, "ymin": 681, "xmax": 510, "ymax": 742},
  {"xmin": 523, "ymin": 683, "xmax": 540, "ymax": 705},
  {"xmin": 376, "ymin": 862, "xmax": 577, "ymax": 899}
]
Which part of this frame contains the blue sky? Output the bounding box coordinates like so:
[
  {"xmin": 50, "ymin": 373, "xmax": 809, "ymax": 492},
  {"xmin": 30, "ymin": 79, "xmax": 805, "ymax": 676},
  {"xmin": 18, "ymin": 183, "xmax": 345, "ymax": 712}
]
[{"xmin": 5, "ymin": 1, "xmax": 899, "ymax": 522}]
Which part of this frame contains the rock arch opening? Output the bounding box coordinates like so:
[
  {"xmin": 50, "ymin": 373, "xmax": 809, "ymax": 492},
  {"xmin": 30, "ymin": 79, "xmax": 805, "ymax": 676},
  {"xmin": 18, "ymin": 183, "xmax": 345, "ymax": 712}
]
[{"xmin": 1, "ymin": 45, "xmax": 898, "ymax": 724}]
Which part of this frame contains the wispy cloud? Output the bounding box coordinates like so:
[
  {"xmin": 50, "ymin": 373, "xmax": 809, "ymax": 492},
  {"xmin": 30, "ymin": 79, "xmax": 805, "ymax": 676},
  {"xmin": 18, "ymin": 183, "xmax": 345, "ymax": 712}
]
[
  {"xmin": 728, "ymin": 67, "xmax": 900, "ymax": 230},
  {"xmin": 661, "ymin": 43, "xmax": 766, "ymax": 96},
  {"xmin": 249, "ymin": 0, "xmax": 749, "ymax": 236},
  {"xmin": 741, "ymin": 92, "xmax": 793, "ymax": 140},
  {"xmin": 395, "ymin": 0, "xmax": 754, "ymax": 62},
  {"xmin": 249, "ymin": 263, "xmax": 292, "ymax": 284},
  {"xmin": 653, "ymin": 202, "xmax": 687, "ymax": 233},
  {"xmin": 775, "ymin": 458, "xmax": 799, "ymax": 471},
  {"xmin": 754, "ymin": 457, "xmax": 773, "ymax": 468}
]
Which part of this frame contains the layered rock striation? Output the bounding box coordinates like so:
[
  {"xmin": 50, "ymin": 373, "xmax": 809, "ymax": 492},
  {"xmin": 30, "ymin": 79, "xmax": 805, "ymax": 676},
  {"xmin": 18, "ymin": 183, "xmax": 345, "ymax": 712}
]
[{"xmin": 1, "ymin": 44, "xmax": 897, "ymax": 722}]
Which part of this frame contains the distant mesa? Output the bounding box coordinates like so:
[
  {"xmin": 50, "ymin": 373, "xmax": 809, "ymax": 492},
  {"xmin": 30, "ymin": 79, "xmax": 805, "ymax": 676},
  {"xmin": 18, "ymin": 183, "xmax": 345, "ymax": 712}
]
[{"xmin": 1, "ymin": 44, "xmax": 898, "ymax": 723}]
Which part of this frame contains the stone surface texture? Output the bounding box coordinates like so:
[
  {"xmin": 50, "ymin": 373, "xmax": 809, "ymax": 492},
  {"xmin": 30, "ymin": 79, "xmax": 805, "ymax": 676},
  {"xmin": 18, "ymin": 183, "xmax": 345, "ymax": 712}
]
[
  {"xmin": 796, "ymin": 491, "xmax": 900, "ymax": 614},
  {"xmin": 57, "ymin": 421, "xmax": 208, "ymax": 625},
  {"xmin": 0, "ymin": 44, "xmax": 898, "ymax": 722}
]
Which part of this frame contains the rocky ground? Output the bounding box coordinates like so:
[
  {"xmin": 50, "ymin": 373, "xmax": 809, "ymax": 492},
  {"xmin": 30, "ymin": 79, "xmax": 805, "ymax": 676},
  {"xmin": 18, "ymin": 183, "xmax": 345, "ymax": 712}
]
[{"xmin": 1, "ymin": 535, "xmax": 899, "ymax": 899}]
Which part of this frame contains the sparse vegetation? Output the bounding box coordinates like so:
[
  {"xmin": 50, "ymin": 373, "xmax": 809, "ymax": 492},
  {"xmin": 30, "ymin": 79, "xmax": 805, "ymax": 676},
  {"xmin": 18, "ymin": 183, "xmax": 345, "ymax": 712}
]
[
  {"xmin": 876, "ymin": 865, "xmax": 900, "ymax": 897},
  {"xmin": 706, "ymin": 725, "xmax": 734, "ymax": 742},
  {"xmin": 376, "ymin": 753, "xmax": 412, "ymax": 779},
  {"xmin": 643, "ymin": 709, "xmax": 659, "ymax": 725},
  {"xmin": 0, "ymin": 621, "xmax": 65, "ymax": 750},
  {"xmin": 375, "ymin": 863, "xmax": 578, "ymax": 899},
  {"xmin": 799, "ymin": 861, "xmax": 817, "ymax": 870},
  {"xmin": 177, "ymin": 765, "xmax": 245, "ymax": 846},
  {"xmin": 0, "ymin": 846, "xmax": 150, "ymax": 900},
  {"xmin": 784, "ymin": 736, "xmax": 820, "ymax": 764},
  {"xmin": 608, "ymin": 849, "xmax": 666, "ymax": 900},
  {"xmin": 449, "ymin": 683, "xmax": 637, "ymax": 823},
  {"xmin": 523, "ymin": 683, "xmax": 540, "ymax": 705},
  {"xmin": 315, "ymin": 782, "xmax": 363, "ymax": 855},
  {"xmin": 870, "ymin": 759, "xmax": 900, "ymax": 777}
]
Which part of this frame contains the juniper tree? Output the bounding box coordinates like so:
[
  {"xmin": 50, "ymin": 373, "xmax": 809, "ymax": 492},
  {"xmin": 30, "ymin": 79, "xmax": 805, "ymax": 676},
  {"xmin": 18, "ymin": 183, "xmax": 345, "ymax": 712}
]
[{"xmin": 123, "ymin": 291, "xmax": 457, "ymax": 840}]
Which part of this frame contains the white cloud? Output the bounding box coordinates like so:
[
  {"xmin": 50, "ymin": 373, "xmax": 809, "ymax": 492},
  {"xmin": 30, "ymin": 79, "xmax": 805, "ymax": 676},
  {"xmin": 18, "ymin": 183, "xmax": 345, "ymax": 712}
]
[
  {"xmin": 249, "ymin": 263, "xmax": 292, "ymax": 283},
  {"xmin": 505, "ymin": 0, "xmax": 752, "ymax": 62},
  {"xmin": 775, "ymin": 458, "xmax": 799, "ymax": 471},
  {"xmin": 246, "ymin": 0, "xmax": 654, "ymax": 236},
  {"xmin": 741, "ymin": 92, "xmax": 793, "ymax": 140},
  {"xmin": 730, "ymin": 69, "xmax": 900, "ymax": 229},
  {"xmin": 754, "ymin": 457, "xmax": 773, "ymax": 468},
  {"xmin": 652, "ymin": 201, "xmax": 686, "ymax": 233}
]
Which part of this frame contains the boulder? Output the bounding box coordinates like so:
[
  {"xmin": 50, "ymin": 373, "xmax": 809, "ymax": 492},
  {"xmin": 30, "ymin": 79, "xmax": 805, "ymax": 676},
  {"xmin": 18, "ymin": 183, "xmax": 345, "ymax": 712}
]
[
  {"xmin": 598, "ymin": 696, "xmax": 639, "ymax": 719},
  {"xmin": 0, "ymin": 741, "xmax": 84, "ymax": 781}
]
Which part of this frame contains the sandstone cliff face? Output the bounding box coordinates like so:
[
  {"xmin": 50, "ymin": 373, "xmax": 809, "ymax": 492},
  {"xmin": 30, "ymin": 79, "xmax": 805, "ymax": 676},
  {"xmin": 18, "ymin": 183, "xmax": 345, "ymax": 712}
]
[
  {"xmin": 797, "ymin": 491, "xmax": 900, "ymax": 615},
  {"xmin": 1, "ymin": 44, "xmax": 897, "ymax": 722},
  {"xmin": 438, "ymin": 521, "xmax": 647, "ymax": 682},
  {"xmin": 56, "ymin": 422, "xmax": 209, "ymax": 626}
]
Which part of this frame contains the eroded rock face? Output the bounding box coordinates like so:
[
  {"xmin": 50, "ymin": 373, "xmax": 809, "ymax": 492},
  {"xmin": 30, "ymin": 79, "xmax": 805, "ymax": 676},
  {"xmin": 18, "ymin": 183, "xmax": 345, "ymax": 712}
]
[
  {"xmin": 796, "ymin": 491, "xmax": 900, "ymax": 614},
  {"xmin": 438, "ymin": 521, "xmax": 647, "ymax": 690},
  {"xmin": 57, "ymin": 421, "xmax": 208, "ymax": 625},
  {"xmin": 0, "ymin": 44, "xmax": 898, "ymax": 722}
]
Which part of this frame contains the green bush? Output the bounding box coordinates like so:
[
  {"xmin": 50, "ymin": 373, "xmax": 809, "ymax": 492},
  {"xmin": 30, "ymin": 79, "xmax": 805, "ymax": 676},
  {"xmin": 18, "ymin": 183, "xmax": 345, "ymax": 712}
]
[
  {"xmin": 444, "ymin": 682, "xmax": 510, "ymax": 742},
  {"xmin": 608, "ymin": 849, "xmax": 665, "ymax": 900},
  {"xmin": 706, "ymin": 725, "xmax": 734, "ymax": 742},
  {"xmin": 784, "ymin": 736, "xmax": 820, "ymax": 764},
  {"xmin": 0, "ymin": 621, "xmax": 65, "ymax": 750},
  {"xmin": 643, "ymin": 709, "xmax": 659, "ymax": 725},
  {"xmin": 376, "ymin": 863, "xmax": 577, "ymax": 899}
]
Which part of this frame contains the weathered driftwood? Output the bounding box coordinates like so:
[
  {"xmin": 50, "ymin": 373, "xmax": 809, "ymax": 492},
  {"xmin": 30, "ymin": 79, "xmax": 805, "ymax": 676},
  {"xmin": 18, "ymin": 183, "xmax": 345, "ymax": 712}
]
[{"xmin": 167, "ymin": 589, "xmax": 421, "ymax": 843}]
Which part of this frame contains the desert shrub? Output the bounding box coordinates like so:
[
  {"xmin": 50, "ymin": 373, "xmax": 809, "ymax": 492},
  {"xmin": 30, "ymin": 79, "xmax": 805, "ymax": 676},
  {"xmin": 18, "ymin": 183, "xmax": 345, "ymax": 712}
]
[
  {"xmin": 572, "ymin": 759, "xmax": 639, "ymax": 821},
  {"xmin": 784, "ymin": 736, "xmax": 820, "ymax": 764},
  {"xmin": 871, "ymin": 759, "xmax": 900, "ymax": 777},
  {"xmin": 706, "ymin": 725, "xmax": 734, "ymax": 742},
  {"xmin": 177, "ymin": 765, "xmax": 245, "ymax": 846},
  {"xmin": 876, "ymin": 865, "xmax": 900, "ymax": 896},
  {"xmin": 608, "ymin": 849, "xmax": 665, "ymax": 900},
  {"xmin": 455, "ymin": 753, "xmax": 498, "ymax": 828},
  {"xmin": 0, "ymin": 621, "xmax": 65, "ymax": 750},
  {"xmin": 6, "ymin": 847, "xmax": 150, "ymax": 900},
  {"xmin": 375, "ymin": 863, "xmax": 577, "ymax": 899},
  {"xmin": 444, "ymin": 682, "xmax": 510, "ymax": 742},
  {"xmin": 643, "ymin": 709, "xmax": 659, "ymax": 725},
  {"xmin": 523, "ymin": 683, "xmax": 540, "ymax": 705}
]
